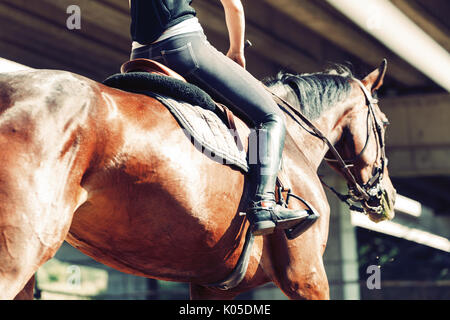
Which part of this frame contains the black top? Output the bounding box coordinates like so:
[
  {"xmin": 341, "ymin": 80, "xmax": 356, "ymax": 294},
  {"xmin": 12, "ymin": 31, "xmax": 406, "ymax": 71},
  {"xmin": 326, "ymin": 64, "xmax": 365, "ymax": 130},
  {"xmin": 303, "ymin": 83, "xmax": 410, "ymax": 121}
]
[{"xmin": 130, "ymin": 0, "xmax": 197, "ymax": 45}]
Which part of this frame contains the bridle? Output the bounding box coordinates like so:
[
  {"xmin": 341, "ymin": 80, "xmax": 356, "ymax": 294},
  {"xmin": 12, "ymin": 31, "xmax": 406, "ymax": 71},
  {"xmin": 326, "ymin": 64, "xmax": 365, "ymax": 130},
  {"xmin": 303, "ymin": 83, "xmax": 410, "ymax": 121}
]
[
  {"xmin": 266, "ymin": 78, "xmax": 388, "ymax": 215},
  {"xmin": 336, "ymin": 79, "xmax": 387, "ymax": 214}
]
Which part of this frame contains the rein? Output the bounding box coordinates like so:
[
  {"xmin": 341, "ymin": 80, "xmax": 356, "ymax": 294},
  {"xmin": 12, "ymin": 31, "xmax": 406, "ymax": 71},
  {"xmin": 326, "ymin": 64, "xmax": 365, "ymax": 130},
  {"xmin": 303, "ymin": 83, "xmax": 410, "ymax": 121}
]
[{"xmin": 265, "ymin": 79, "xmax": 386, "ymax": 214}]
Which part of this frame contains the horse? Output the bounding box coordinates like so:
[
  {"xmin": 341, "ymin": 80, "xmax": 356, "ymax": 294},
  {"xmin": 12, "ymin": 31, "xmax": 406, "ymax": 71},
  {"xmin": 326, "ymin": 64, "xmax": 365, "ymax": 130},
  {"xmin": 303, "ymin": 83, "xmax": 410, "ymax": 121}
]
[{"xmin": 0, "ymin": 60, "xmax": 396, "ymax": 300}]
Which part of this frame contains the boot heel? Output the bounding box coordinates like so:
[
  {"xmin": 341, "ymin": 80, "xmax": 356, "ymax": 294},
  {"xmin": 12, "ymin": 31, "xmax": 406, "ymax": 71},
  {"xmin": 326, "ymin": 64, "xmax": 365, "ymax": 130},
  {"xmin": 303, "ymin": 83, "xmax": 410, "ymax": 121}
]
[{"xmin": 251, "ymin": 220, "xmax": 276, "ymax": 236}]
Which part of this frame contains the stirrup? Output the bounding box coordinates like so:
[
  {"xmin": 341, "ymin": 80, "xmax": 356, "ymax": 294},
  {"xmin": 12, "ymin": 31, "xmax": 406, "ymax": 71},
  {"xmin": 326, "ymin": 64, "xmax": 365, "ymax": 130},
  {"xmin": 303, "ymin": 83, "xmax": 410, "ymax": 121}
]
[
  {"xmin": 281, "ymin": 192, "xmax": 321, "ymax": 240},
  {"xmin": 251, "ymin": 220, "xmax": 276, "ymax": 236},
  {"xmin": 246, "ymin": 201, "xmax": 309, "ymax": 236},
  {"xmin": 274, "ymin": 205, "xmax": 310, "ymax": 230}
]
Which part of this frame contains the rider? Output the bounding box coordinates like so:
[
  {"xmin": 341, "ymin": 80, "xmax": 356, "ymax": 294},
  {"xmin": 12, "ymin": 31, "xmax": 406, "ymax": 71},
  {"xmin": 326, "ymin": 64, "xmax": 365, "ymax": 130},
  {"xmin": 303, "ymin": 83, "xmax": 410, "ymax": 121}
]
[{"xmin": 129, "ymin": 0, "xmax": 306, "ymax": 236}]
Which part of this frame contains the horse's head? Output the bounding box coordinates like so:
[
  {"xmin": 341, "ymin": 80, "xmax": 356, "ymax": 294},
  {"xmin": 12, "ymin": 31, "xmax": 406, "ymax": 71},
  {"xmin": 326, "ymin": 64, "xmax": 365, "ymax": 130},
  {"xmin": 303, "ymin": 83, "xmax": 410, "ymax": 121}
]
[{"xmin": 327, "ymin": 60, "xmax": 396, "ymax": 222}]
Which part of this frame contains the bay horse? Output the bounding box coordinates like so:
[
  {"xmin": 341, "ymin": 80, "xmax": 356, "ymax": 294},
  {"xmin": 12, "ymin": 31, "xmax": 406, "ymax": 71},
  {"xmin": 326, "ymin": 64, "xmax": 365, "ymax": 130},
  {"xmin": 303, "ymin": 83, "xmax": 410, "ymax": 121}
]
[{"xmin": 0, "ymin": 60, "xmax": 396, "ymax": 300}]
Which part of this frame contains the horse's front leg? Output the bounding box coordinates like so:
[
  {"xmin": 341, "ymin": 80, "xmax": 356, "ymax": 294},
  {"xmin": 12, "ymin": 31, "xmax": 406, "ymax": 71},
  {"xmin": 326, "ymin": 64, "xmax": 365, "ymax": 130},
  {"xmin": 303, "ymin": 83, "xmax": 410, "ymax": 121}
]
[
  {"xmin": 263, "ymin": 187, "xmax": 331, "ymax": 300},
  {"xmin": 267, "ymin": 230, "xmax": 330, "ymax": 300}
]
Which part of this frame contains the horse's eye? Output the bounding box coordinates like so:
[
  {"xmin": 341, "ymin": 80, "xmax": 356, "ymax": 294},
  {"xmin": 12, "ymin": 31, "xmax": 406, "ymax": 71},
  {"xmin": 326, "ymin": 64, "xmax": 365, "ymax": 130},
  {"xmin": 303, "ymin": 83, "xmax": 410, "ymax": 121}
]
[{"xmin": 382, "ymin": 120, "xmax": 390, "ymax": 128}]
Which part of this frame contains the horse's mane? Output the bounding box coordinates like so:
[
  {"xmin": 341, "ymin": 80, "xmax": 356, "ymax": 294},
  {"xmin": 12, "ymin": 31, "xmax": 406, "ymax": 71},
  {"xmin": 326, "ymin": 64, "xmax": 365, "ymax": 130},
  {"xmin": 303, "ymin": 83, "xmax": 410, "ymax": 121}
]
[{"xmin": 264, "ymin": 64, "xmax": 354, "ymax": 120}]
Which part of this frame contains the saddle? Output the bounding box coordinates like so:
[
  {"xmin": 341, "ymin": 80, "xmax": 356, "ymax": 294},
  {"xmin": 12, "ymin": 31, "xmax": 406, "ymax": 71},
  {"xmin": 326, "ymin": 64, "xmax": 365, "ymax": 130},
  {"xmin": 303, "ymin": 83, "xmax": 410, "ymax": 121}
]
[
  {"xmin": 121, "ymin": 59, "xmax": 187, "ymax": 82},
  {"xmin": 121, "ymin": 59, "xmax": 240, "ymax": 144},
  {"xmin": 102, "ymin": 58, "xmax": 248, "ymax": 171}
]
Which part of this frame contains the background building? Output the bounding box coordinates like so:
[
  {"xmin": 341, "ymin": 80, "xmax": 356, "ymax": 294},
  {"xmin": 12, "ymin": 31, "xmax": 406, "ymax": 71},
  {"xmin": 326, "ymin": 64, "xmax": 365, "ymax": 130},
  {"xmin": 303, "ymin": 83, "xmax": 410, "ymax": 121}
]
[{"xmin": 0, "ymin": 0, "xmax": 449, "ymax": 299}]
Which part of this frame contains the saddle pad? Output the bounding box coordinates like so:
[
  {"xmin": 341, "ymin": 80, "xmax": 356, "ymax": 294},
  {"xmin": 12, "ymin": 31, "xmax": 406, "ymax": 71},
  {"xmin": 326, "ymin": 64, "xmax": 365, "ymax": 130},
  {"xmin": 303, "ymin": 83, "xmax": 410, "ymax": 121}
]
[
  {"xmin": 103, "ymin": 73, "xmax": 248, "ymax": 172},
  {"xmin": 152, "ymin": 93, "xmax": 249, "ymax": 172}
]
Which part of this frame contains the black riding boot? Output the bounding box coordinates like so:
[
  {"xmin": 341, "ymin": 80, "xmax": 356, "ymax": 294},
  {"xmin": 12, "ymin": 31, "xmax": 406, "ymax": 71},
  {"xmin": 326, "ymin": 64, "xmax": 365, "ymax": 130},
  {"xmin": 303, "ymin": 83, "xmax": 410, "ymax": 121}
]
[{"xmin": 246, "ymin": 114, "xmax": 308, "ymax": 236}]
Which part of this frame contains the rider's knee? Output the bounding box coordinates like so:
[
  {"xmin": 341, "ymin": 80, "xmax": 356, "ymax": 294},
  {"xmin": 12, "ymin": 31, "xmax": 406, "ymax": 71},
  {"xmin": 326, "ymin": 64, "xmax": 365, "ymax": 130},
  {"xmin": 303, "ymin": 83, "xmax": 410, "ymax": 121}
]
[{"xmin": 258, "ymin": 112, "xmax": 286, "ymax": 130}]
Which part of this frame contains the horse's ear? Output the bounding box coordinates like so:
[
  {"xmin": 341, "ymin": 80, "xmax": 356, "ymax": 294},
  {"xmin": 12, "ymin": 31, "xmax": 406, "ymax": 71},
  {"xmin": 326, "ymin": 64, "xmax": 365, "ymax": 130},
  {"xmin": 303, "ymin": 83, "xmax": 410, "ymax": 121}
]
[{"xmin": 362, "ymin": 59, "xmax": 387, "ymax": 93}]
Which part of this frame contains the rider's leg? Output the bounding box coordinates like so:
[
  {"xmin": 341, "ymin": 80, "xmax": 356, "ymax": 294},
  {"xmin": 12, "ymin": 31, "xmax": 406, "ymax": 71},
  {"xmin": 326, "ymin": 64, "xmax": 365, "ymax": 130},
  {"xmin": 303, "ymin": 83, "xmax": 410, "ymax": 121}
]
[
  {"xmin": 246, "ymin": 114, "xmax": 308, "ymax": 235},
  {"xmin": 131, "ymin": 31, "xmax": 307, "ymax": 235}
]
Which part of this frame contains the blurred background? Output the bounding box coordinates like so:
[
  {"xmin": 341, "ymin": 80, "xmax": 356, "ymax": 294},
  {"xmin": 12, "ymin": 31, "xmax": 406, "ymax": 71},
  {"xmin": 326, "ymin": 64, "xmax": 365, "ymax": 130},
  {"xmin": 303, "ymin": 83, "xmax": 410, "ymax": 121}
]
[{"xmin": 0, "ymin": 0, "xmax": 449, "ymax": 300}]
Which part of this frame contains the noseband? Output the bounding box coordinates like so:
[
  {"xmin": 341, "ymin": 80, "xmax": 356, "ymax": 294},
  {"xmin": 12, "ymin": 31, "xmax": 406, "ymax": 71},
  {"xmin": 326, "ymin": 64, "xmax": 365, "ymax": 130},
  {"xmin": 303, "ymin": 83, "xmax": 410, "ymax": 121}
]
[{"xmin": 266, "ymin": 78, "xmax": 387, "ymax": 215}]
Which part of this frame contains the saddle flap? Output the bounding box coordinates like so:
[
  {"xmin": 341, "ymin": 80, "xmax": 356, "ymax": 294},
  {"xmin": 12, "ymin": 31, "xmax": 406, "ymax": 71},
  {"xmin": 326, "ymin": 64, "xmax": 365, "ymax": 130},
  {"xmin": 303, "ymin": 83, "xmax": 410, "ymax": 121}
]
[{"xmin": 120, "ymin": 59, "xmax": 187, "ymax": 83}]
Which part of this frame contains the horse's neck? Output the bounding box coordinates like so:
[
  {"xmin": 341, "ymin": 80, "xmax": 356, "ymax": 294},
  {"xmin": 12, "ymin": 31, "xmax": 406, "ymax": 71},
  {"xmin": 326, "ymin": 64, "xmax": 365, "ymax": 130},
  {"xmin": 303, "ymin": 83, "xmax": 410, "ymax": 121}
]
[{"xmin": 275, "ymin": 85, "xmax": 354, "ymax": 170}]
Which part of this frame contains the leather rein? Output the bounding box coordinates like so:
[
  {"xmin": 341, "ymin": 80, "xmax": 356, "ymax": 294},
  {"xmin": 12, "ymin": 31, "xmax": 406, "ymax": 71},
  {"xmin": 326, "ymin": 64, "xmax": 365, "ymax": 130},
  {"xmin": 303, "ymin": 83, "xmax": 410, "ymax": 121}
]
[{"xmin": 266, "ymin": 79, "xmax": 387, "ymax": 214}]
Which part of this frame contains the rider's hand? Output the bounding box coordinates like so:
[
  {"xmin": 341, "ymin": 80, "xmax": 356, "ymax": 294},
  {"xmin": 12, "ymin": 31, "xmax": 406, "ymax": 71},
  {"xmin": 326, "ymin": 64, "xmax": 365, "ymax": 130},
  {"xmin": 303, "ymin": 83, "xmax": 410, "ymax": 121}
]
[{"xmin": 227, "ymin": 50, "xmax": 246, "ymax": 69}]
